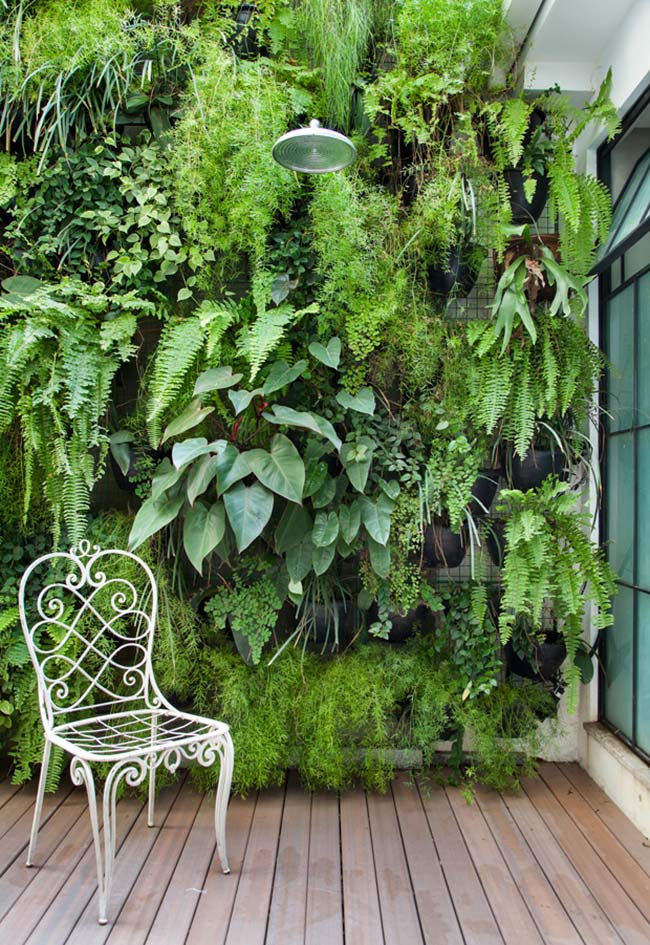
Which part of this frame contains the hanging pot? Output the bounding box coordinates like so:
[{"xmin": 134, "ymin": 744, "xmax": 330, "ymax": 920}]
[
  {"xmin": 369, "ymin": 602, "xmax": 434, "ymax": 643},
  {"xmin": 308, "ymin": 601, "xmax": 353, "ymax": 650},
  {"xmin": 423, "ymin": 524, "xmax": 466, "ymax": 568},
  {"xmin": 484, "ymin": 520, "xmax": 506, "ymax": 568},
  {"xmin": 503, "ymin": 167, "xmax": 549, "ymax": 223},
  {"xmin": 468, "ymin": 468, "xmax": 501, "ymax": 516},
  {"xmin": 232, "ymin": 3, "xmax": 261, "ymax": 59},
  {"xmin": 426, "ymin": 244, "xmax": 486, "ymax": 297},
  {"xmin": 505, "ymin": 638, "xmax": 567, "ymax": 682},
  {"xmin": 509, "ymin": 449, "xmax": 568, "ymax": 491}
]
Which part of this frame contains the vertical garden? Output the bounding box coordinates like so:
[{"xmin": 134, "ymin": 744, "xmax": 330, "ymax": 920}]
[{"xmin": 0, "ymin": 0, "xmax": 620, "ymax": 793}]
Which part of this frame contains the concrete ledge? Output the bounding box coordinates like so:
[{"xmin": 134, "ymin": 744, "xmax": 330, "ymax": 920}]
[{"xmin": 582, "ymin": 721, "xmax": 650, "ymax": 836}]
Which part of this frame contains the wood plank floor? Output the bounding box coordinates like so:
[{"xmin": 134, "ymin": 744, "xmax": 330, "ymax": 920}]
[{"xmin": 1, "ymin": 762, "xmax": 649, "ymax": 945}]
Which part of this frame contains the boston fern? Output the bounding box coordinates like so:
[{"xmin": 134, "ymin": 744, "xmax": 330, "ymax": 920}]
[
  {"xmin": 0, "ymin": 277, "xmax": 152, "ymax": 544},
  {"xmin": 496, "ymin": 479, "xmax": 616, "ymax": 710}
]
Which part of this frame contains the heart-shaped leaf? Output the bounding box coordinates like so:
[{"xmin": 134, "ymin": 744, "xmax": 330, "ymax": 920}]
[
  {"xmin": 263, "ymin": 405, "xmax": 342, "ymax": 451},
  {"xmin": 172, "ymin": 437, "xmax": 222, "ymax": 470},
  {"xmin": 341, "ymin": 438, "xmax": 374, "ymax": 493},
  {"xmin": 228, "ymin": 388, "xmax": 264, "ymax": 415},
  {"xmin": 187, "ymin": 453, "xmax": 221, "ymax": 506},
  {"xmin": 128, "ymin": 494, "xmax": 184, "ymax": 550},
  {"xmin": 262, "ymin": 359, "xmax": 308, "ymax": 395},
  {"xmin": 312, "ymin": 542, "xmax": 336, "ymax": 576},
  {"xmin": 358, "ymin": 495, "xmax": 391, "ymax": 545},
  {"xmin": 309, "ymin": 337, "xmax": 341, "ymax": 370},
  {"xmin": 151, "ymin": 457, "xmax": 184, "ymax": 502},
  {"xmin": 311, "ymin": 475, "xmax": 337, "ymax": 509},
  {"xmin": 336, "ymin": 387, "xmax": 376, "ymax": 416},
  {"xmin": 276, "ymin": 503, "xmax": 312, "ymax": 553},
  {"xmin": 312, "ymin": 511, "xmax": 339, "ymax": 547},
  {"xmin": 339, "ymin": 502, "xmax": 361, "ymax": 544},
  {"xmin": 223, "ymin": 482, "xmax": 274, "ymax": 551},
  {"xmin": 367, "ymin": 536, "xmax": 390, "ymax": 578},
  {"xmin": 183, "ymin": 500, "xmax": 226, "ymax": 573},
  {"xmin": 287, "ymin": 537, "xmax": 314, "ymax": 582},
  {"xmin": 303, "ymin": 459, "xmax": 328, "ymax": 498},
  {"xmin": 193, "ymin": 367, "xmax": 243, "ymax": 396},
  {"xmin": 247, "ymin": 434, "xmax": 305, "ymax": 503},
  {"xmin": 215, "ymin": 444, "xmax": 251, "ymax": 494},
  {"xmin": 161, "ymin": 399, "xmax": 214, "ymax": 444}
]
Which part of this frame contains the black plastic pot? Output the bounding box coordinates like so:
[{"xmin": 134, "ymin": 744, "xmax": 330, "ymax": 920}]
[
  {"xmin": 309, "ymin": 601, "xmax": 353, "ymax": 650},
  {"xmin": 369, "ymin": 602, "xmax": 434, "ymax": 643},
  {"xmin": 468, "ymin": 468, "xmax": 501, "ymax": 516},
  {"xmin": 484, "ymin": 520, "xmax": 506, "ymax": 568},
  {"xmin": 426, "ymin": 244, "xmax": 485, "ymax": 297},
  {"xmin": 509, "ymin": 449, "xmax": 568, "ymax": 491},
  {"xmin": 505, "ymin": 639, "xmax": 567, "ymax": 682},
  {"xmin": 503, "ymin": 167, "xmax": 549, "ymax": 223},
  {"xmin": 232, "ymin": 4, "xmax": 261, "ymax": 58},
  {"xmin": 423, "ymin": 524, "xmax": 466, "ymax": 568}
]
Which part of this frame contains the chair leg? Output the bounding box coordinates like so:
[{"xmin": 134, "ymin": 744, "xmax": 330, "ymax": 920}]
[
  {"xmin": 70, "ymin": 758, "xmax": 108, "ymax": 924},
  {"xmin": 214, "ymin": 732, "xmax": 234, "ymax": 874},
  {"xmin": 26, "ymin": 739, "xmax": 52, "ymax": 867},
  {"xmin": 147, "ymin": 763, "xmax": 156, "ymax": 828}
]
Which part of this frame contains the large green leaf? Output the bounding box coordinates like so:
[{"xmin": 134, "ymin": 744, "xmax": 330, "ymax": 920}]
[
  {"xmin": 193, "ymin": 367, "xmax": 243, "ymax": 396},
  {"xmin": 223, "ymin": 482, "xmax": 274, "ymax": 551},
  {"xmin": 247, "ymin": 434, "xmax": 305, "ymax": 503},
  {"xmin": 151, "ymin": 458, "xmax": 184, "ymax": 501},
  {"xmin": 312, "ymin": 543, "xmax": 336, "ymax": 576},
  {"xmin": 128, "ymin": 494, "xmax": 184, "ymax": 550},
  {"xmin": 339, "ymin": 502, "xmax": 361, "ymax": 544},
  {"xmin": 263, "ymin": 405, "xmax": 342, "ymax": 451},
  {"xmin": 358, "ymin": 495, "xmax": 391, "ymax": 545},
  {"xmin": 172, "ymin": 437, "xmax": 224, "ymax": 470},
  {"xmin": 312, "ymin": 511, "xmax": 339, "ymax": 547},
  {"xmin": 311, "ymin": 474, "xmax": 337, "ymax": 509},
  {"xmin": 341, "ymin": 439, "xmax": 374, "ymax": 493},
  {"xmin": 303, "ymin": 458, "xmax": 328, "ymax": 498},
  {"xmin": 183, "ymin": 501, "xmax": 226, "ymax": 573},
  {"xmin": 336, "ymin": 387, "xmax": 376, "ymax": 416},
  {"xmin": 308, "ymin": 337, "xmax": 341, "ymax": 369},
  {"xmin": 161, "ymin": 399, "xmax": 214, "ymax": 444},
  {"xmin": 287, "ymin": 536, "xmax": 313, "ymax": 582},
  {"xmin": 215, "ymin": 444, "xmax": 251, "ymax": 494},
  {"xmin": 367, "ymin": 537, "xmax": 390, "ymax": 578},
  {"xmin": 262, "ymin": 359, "xmax": 307, "ymax": 395},
  {"xmin": 187, "ymin": 453, "xmax": 221, "ymax": 506},
  {"xmin": 228, "ymin": 387, "xmax": 264, "ymax": 415},
  {"xmin": 276, "ymin": 503, "xmax": 312, "ymax": 553}
]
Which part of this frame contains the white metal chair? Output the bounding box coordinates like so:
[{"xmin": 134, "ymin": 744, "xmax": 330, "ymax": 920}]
[{"xmin": 18, "ymin": 539, "xmax": 234, "ymax": 925}]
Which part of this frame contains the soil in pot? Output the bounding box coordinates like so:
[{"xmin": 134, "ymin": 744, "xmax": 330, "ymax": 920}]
[
  {"xmin": 468, "ymin": 468, "xmax": 501, "ymax": 516},
  {"xmin": 509, "ymin": 449, "xmax": 568, "ymax": 491},
  {"xmin": 426, "ymin": 244, "xmax": 486, "ymax": 297},
  {"xmin": 503, "ymin": 168, "xmax": 549, "ymax": 223},
  {"xmin": 423, "ymin": 524, "xmax": 466, "ymax": 568}
]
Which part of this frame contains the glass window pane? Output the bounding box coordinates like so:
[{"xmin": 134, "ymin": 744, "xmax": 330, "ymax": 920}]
[
  {"xmin": 606, "ymin": 285, "xmax": 635, "ymax": 431},
  {"xmin": 636, "ymin": 591, "xmax": 650, "ymax": 754},
  {"xmin": 637, "ymin": 428, "xmax": 650, "ymax": 588},
  {"xmin": 638, "ymin": 273, "xmax": 650, "ymax": 425},
  {"xmin": 603, "ymin": 584, "xmax": 634, "ymax": 738},
  {"xmin": 624, "ymin": 230, "xmax": 650, "ymax": 282},
  {"xmin": 610, "ymin": 255, "xmax": 622, "ymax": 291},
  {"xmin": 606, "ymin": 432, "xmax": 635, "ymax": 584}
]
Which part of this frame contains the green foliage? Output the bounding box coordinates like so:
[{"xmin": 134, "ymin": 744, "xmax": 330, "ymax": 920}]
[
  {"xmin": 205, "ymin": 561, "xmax": 283, "ymax": 665},
  {"xmin": 5, "ymin": 135, "xmax": 214, "ymax": 294},
  {"xmin": 434, "ymin": 583, "xmax": 500, "ymax": 698},
  {"xmin": 0, "ymin": 279, "xmax": 151, "ymax": 543},
  {"xmin": 424, "ymin": 430, "xmax": 481, "ymax": 532},
  {"xmin": 496, "ymin": 479, "xmax": 616, "ymax": 711}
]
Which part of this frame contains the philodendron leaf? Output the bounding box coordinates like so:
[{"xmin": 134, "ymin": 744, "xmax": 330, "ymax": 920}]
[
  {"xmin": 311, "ymin": 474, "xmax": 337, "ymax": 509},
  {"xmin": 341, "ymin": 439, "xmax": 373, "ymax": 493},
  {"xmin": 302, "ymin": 459, "xmax": 328, "ymax": 498},
  {"xmin": 193, "ymin": 366, "xmax": 243, "ymax": 396},
  {"xmin": 312, "ymin": 511, "xmax": 339, "ymax": 547},
  {"xmin": 151, "ymin": 457, "xmax": 184, "ymax": 502},
  {"xmin": 109, "ymin": 431, "xmax": 133, "ymax": 476},
  {"xmin": 378, "ymin": 479, "xmax": 400, "ymax": 500},
  {"xmin": 339, "ymin": 502, "xmax": 361, "ymax": 544},
  {"xmin": 309, "ymin": 336, "xmax": 341, "ymax": 369},
  {"xmin": 358, "ymin": 495, "xmax": 391, "ymax": 545},
  {"xmin": 262, "ymin": 359, "xmax": 308, "ymax": 395},
  {"xmin": 172, "ymin": 437, "xmax": 224, "ymax": 470},
  {"xmin": 128, "ymin": 494, "xmax": 184, "ymax": 550},
  {"xmin": 336, "ymin": 387, "xmax": 376, "ymax": 416},
  {"xmin": 286, "ymin": 536, "xmax": 313, "ymax": 582},
  {"xmin": 276, "ymin": 503, "xmax": 312, "ymax": 553},
  {"xmin": 247, "ymin": 434, "xmax": 305, "ymax": 503},
  {"xmin": 215, "ymin": 444, "xmax": 251, "ymax": 494},
  {"xmin": 161, "ymin": 399, "xmax": 214, "ymax": 444},
  {"xmin": 367, "ymin": 536, "xmax": 390, "ymax": 578},
  {"xmin": 182, "ymin": 500, "xmax": 226, "ymax": 573},
  {"xmin": 312, "ymin": 542, "xmax": 336, "ymax": 576},
  {"xmin": 228, "ymin": 387, "xmax": 264, "ymax": 415},
  {"xmin": 187, "ymin": 453, "xmax": 221, "ymax": 506},
  {"xmin": 263, "ymin": 405, "xmax": 342, "ymax": 451},
  {"xmin": 223, "ymin": 482, "xmax": 274, "ymax": 551}
]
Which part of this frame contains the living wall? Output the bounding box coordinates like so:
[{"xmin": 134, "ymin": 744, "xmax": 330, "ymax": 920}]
[{"xmin": 0, "ymin": 0, "xmax": 619, "ymax": 792}]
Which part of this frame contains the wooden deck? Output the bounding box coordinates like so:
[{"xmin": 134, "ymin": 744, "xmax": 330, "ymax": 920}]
[{"xmin": 1, "ymin": 763, "xmax": 649, "ymax": 945}]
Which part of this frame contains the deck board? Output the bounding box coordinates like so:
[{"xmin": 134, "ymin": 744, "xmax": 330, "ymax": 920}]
[{"xmin": 0, "ymin": 764, "xmax": 648, "ymax": 945}]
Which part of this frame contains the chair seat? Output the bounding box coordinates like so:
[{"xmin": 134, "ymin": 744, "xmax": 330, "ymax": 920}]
[{"xmin": 50, "ymin": 708, "xmax": 229, "ymax": 762}]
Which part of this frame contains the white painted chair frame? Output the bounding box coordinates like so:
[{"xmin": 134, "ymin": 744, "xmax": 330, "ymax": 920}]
[{"xmin": 18, "ymin": 540, "xmax": 234, "ymax": 925}]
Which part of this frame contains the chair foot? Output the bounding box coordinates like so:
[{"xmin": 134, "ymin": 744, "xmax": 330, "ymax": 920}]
[
  {"xmin": 98, "ymin": 918, "xmax": 108, "ymax": 926},
  {"xmin": 25, "ymin": 861, "xmax": 33, "ymax": 868},
  {"xmin": 222, "ymin": 866, "xmax": 231, "ymax": 875}
]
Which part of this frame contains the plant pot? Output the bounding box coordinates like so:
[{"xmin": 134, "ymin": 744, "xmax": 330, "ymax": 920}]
[
  {"xmin": 503, "ymin": 167, "xmax": 549, "ymax": 223},
  {"xmin": 495, "ymin": 234, "xmax": 561, "ymax": 304},
  {"xmin": 231, "ymin": 626, "xmax": 255, "ymax": 666},
  {"xmin": 505, "ymin": 639, "xmax": 566, "ymax": 682},
  {"xmin": 426, "ymin": 244, "xmax": 485, "ymax": 297},
  {"xmin": 509, "ymin": 449, "xmax": 568, "ymax": 491},
  {"xmin": 308, "ymin": 601, "xmax": 353, "ymax": 650},
  {"xmin": 369, "ymin": 602, "xmax": 433, "ymax": 643},
  {"xmin": 232, "ymin": 3, "xmax": 261, "ymax": 59},
  {"xmin": 484, "ymin": 520, "xmax": 506, "ymax": 568},
  {"xmin": 468, "ymin": 468, "xmax": 501, "ymax": 516},
  {"xmin": 423, "ymin": 524, "xmax": 466, "ymax": 568}
]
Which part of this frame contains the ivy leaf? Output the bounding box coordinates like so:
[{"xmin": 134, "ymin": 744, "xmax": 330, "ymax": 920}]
[
  {"xmin": 128, "ymin": 494, "xmax": 184, "ymax": 550},
  {"xmin": 247, "ymin": 434, "xmax": 305, "ymax": 503},
  {"xmin": 339, "ymin": 502, "xmax": 361, "ymax": 544},
  {"xmin": 262, "ymin": 359, "xmax": 308, "ymax": 395},
  {"xmin": 193, "ymin": 367, "xmax": 243, "ymax": 396},
  {"xmin": 309, "ymin": 337, "xmax": 341, "ymax": 369},
  {"xmin": 276, "ymin": 503, "xmax": 312, "ymax": 553},
  {"xmin": 336, "ymin": 387, "xmax": 376, "ymax": 416},
  {"xmin": 358, "ymin": 495, "xmax": 391, "ymax": 545},
  {"xmin": 215, "ymin": 445, "xmax": 251, "ymax": 494},
  {"xmin": 312, "ymin": 511, "xmax": 340, "ymax": 547},
  {"xmin": 183, "ymin": 501, "xmax": 226, "ymax": 573},
  {"xmin": 161, "ymin": 399, "xmax": 214, "ymax": 444},
  {"xmin": 312, "ymin": 543, "xmax": 336, "ymax": 576},
  {"xmin": 228, "ymin": 388, "xmax": 264, "ymax": 415},
  {"xmin": 222, "ymin": 482, "xmax": 274, "ymax": 551},
  {"xmin": 187, "ymin": 453, "xmax": 221, "ymax": 506},
  {"xmin": 263, "ymin": 405, "xmax": 342, "ymax": 451}
]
